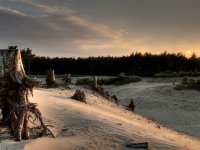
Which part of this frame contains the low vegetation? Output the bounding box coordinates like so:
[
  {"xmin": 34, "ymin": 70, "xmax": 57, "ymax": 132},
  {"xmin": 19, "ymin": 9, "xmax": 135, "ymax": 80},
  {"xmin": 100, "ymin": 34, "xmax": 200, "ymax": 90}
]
[
  {"xmin": 174, "ymin": 77, "xmax": 200, "ymax": 91},
  {"xmin": 19, "ymin": 47, "xmax": 200, "ymax": 77},
  {"xmin": 154, "ymin": 70, "xmax": 200, "ymax": 78},
  {"xmin": 76, "ymin": 73, "xmax": 141, "ymax": 85},
  {"xmin": 98, "ymin": 75, "xmax": 141, "ymax": 85}
]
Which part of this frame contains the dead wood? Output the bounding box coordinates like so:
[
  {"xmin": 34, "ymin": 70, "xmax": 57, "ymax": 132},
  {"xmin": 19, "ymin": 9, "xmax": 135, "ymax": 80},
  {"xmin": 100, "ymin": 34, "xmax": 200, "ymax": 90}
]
[
  {"xmin": 46, "ymin": 69, "xmax": 58, "ymax": 88},
  {"xmin": 128, "ymin": 99, "xmax": 135, "ymax": 111},
  {"xmin": 0, "ymin": 49, "xmax": 55, "ymax": 141},
  {"xmin": 61, "ymin": 74, "xmax": 72, "ymax": 89},
  {"xmin": 61, "ymin": 74, "xmax": 72, "ymax": 85},
  {"xmin": 72, "ymin": 89, "xmax": 86, "ymax": 103}
]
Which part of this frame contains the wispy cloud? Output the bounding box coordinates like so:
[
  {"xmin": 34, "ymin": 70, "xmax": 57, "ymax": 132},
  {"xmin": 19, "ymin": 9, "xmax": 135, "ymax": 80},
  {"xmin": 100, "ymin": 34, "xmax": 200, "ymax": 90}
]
[
  {"xmin": 7, "ymin": 0, "xmax": 129, "ymax": 48},
  {"xmin": 9, "ymin": 0, "xmax": 76, "ymax": 15},
  {"xmin": 64, "ymin": 15, "xmax": 128, "ymax": 41},
  {"xmin": 0, "ymin": 6, "xmax": 26, "ymax": 16},
  {"xmin": 0, "ymin": 1, "xmax": 130, "ymax": 57}
]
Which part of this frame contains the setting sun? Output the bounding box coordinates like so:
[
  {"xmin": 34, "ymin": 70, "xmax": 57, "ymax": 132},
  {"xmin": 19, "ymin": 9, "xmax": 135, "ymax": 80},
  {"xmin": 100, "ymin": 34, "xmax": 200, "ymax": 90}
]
[{"xmin": 185, "ymin": 50, "xmax": 192, "ymax": 56}]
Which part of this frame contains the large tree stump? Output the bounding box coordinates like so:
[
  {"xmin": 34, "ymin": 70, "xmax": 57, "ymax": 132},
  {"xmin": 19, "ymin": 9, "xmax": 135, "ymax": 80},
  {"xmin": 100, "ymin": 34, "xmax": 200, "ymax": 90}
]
[{"xmin": 0, "ymin": 49, "xmax": 55, "ymax": 141}]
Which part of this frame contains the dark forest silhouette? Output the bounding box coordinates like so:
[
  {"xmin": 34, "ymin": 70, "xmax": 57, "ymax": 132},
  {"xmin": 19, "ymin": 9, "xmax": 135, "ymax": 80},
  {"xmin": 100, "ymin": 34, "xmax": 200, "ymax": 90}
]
[{"xmin": 12, "ymin": 47, "xmax": 200, "ymax": 76}]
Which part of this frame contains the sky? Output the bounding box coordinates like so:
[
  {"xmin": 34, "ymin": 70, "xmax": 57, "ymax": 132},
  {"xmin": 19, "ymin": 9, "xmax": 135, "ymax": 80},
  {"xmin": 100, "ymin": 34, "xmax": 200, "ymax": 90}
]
[{"xmin": 0, "ymin": 0, "xmax": 200, "ymax": 57}]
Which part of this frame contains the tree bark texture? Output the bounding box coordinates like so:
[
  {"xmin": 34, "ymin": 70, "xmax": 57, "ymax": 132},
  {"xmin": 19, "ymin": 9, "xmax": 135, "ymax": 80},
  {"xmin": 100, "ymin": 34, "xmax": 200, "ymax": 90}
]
[{"xmin": 0, "ymin": 49, "xmax": 55, "ymax": 141}]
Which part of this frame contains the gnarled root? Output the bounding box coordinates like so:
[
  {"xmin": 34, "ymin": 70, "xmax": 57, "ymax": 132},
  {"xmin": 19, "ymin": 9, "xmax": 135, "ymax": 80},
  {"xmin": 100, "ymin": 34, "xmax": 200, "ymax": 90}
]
[
  {"xmin": 1, "ymin": 79, "xmax": 55, "ymax": 141},
  {"xmin": 14, "ymin": 103, "xmax": 55, "ymax": 141},
  {"xmin": 0, "ymin": 49, "xmax": 54, "ymax": 141}
]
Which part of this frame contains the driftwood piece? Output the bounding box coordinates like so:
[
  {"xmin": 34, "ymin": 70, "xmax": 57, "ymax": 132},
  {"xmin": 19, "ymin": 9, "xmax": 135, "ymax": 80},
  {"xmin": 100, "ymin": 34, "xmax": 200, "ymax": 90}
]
[
  {"xmin": 72, "ymin": 89, "xmax": 86, "ymax": 103},
  {"xmin": 0, "ymin": 49, "xmax": 55, "ymax": 141},
  {"xmin": 126, "ymin": 142, "xmax": 149, "ymax": 149}
]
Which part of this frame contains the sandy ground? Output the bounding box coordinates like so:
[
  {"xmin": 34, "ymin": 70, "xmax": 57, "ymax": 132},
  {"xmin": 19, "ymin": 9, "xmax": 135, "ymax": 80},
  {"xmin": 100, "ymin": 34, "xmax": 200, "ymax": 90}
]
[
  {"xmin": 104, "ymin": 77, "xmax": 200, "ymax": 139},
  {"xmin": 0, "ymin": 86, "xmax": 200, "ymax": 150}
]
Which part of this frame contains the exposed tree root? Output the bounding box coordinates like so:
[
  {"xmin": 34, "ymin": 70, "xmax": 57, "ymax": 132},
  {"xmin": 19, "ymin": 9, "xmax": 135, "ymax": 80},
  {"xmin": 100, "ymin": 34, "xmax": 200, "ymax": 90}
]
[
  {"xmin": 0, "ymin": 49, "xmax": 55, "ymax": 141},
  {"xmin": 0, "ymin": 77, "xmax": 55, "ymax": 141}
]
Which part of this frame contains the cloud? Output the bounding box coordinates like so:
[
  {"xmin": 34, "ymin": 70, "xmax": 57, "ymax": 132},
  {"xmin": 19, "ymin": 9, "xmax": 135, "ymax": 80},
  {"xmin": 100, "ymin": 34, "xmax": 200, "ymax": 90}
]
[
  {"xmin": 0, "ymin": 6, "xmax": 26, "ymax": 16},
  {"xmin": 9, "ymin": 0, "xmax": 76, "ymax": 15},
  {"xmin": 11, "ymin": 0, "xmax": 128, "ymax": 41},
  {"xmin": 9, "ymin": 0, "xmax": 129, "ymax": 41},
  {"xmin": 0, "ymin": 2, "xmax": 129, "ymax": 57},
  {"xmin": 1, "ymin": 0, "xmax": 200, "ymax": 57}
]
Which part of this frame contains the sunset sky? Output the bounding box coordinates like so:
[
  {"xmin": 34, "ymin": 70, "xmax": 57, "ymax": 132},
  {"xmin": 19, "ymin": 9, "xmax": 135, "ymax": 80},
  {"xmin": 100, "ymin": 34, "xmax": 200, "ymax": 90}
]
[{"xmin": 0, "ymin": 0, "xmax": 200, "ymax": 57}]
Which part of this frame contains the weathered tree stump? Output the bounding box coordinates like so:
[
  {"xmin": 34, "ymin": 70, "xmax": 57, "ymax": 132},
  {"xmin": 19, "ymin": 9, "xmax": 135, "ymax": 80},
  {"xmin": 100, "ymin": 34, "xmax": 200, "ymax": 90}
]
[
  {"xmin": 46, "ymin": 69, "xmax": 58, "ymax": 88},
  {"xmin": 128, "ymin": 99, "xmax": 135, "ymax": 111},
  {"xmin": 0, "ymin": 49, "xmax": 55, "ymax": 141},
  {"xmin": 72, "ymin": 89, "xmax": 86, "ymax": 103}
]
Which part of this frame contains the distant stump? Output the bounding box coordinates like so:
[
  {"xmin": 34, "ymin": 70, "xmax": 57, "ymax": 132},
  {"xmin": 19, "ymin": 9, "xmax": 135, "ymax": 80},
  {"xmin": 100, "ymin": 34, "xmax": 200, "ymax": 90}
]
[
  {"xmin": 46, "ymin": 69, "xmax": 58, "ymax": 88},
  {"xmin": 128, "ymin": 99, "xmax": 135, "ymax": 111},
  {"xmin": 72, "ymin": 89, "xmax": 86, "ymax": 103}
]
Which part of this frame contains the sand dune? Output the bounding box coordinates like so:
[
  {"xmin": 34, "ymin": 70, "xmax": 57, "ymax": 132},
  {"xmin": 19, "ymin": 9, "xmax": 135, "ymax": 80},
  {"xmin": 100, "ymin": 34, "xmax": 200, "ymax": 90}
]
[
  {"xmin": 104, "ymin": 78, "xmax": 200, "ymax": 138},
  {"xmin": 0, "ymin": 87, "xmax": 200, "ymax": 150}
]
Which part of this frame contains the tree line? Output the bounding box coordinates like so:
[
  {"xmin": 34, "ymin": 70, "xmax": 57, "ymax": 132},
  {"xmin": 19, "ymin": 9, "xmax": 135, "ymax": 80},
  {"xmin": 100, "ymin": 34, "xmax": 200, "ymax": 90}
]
[
  {"xmin": 24, "ymin": 54, "xmax": 200, "ymax": 77},
  {"xmin": 9, "ymin": 46, "xmax": 200, "ymax": 76}
]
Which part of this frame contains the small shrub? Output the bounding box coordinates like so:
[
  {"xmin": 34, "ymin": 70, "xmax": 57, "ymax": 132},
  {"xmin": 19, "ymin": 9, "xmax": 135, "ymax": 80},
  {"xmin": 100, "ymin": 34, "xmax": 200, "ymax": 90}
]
[
  {"xmin": 76, "ymin": 75, "xmax": 141, "ymax": 85},
  {"xmin": 195, "ymin": 79, "xmax": 200, "ymax": 85},
  {"xmin": 101, "ymin": 75, "xmax": 141, "ymax": 85},
  {"xmin": 178, "ymin": 71, "xmax": 188, "ymax": 77},
  {"xmin": 154, "ymin": 70, "xmax": 200, "ymax": 78},
  {"xmin": 175, "ymin": 77, "xmax": 200, "ymax": 91},
  {"xmin": 117, "ymin": 72, "xmax": 126, "ymax": 78}
]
